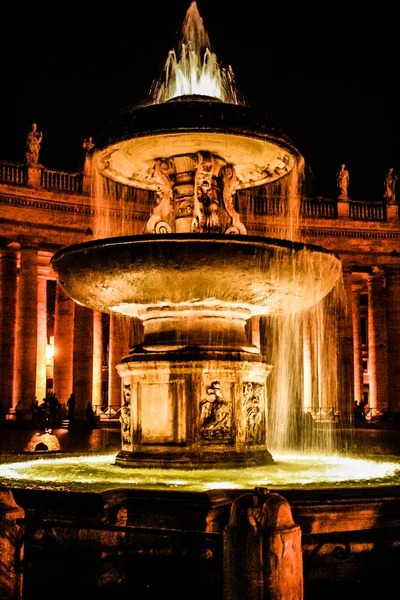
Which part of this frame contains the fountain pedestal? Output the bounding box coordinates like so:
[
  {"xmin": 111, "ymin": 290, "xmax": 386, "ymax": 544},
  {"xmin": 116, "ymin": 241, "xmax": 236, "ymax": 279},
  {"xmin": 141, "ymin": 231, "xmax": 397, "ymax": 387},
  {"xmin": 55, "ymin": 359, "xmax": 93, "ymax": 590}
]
[{"xmin": 116, "ymin": 346, "xmax": 273, "ymax": 469}]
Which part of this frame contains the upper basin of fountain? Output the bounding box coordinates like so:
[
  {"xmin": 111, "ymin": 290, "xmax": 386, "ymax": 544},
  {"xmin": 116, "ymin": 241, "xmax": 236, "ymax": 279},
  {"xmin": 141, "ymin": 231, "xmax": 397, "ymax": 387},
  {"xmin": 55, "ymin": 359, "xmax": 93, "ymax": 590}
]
[
  {"xmin": 51, "ymin": 233, "xmax": 342, "ymax": 318},
  {"xmin": 94, "ymin": 96, "xmax": 300, "ymax": 190}
]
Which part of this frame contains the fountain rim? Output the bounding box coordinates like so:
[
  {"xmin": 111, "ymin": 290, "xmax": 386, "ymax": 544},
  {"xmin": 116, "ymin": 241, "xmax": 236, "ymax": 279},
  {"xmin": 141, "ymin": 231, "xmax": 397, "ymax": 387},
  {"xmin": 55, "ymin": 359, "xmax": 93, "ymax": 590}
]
[
  {"xmin": 93, "ymin": 94, "xmax": 301, "ymax": 158},
  {"xmin": 50, "ymin": 233, "xmax": 342, "ymax": 264}
]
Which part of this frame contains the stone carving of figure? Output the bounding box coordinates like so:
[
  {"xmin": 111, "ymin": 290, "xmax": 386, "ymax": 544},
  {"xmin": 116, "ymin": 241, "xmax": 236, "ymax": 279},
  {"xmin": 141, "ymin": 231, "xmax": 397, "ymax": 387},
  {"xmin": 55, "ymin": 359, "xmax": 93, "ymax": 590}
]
[
  {"xmin": 221, "ymin": 164, "xmax": 247, "ymax": 235},
  {"xmin": 120, "ymin": 384, "xmax": 132, "ymax": 444},
  {"xmin": 243, "ymin": 382, "xmax": 264, "ymax": 443},
  {"xmin": 384, "ymin": 167, "xmax": 398, "ymax": 204},
  {"xmin": 199, "ymin": 381, "xmax": 232, "ymax": 441},
  {"xmin": 144, "ymin": 158, "xmax": 175, "ymax": 233},
  {"xmin": 83, "ymin": 137, "xmax": 95, "ymax": 153},
  {"xmin": 336, "ymin": 163, "xmax": 349, "ymax": 199},
  {"xmin": 82, "ymin": 137, "xmax": 95, "ymax": 179},
  {"xmin": 25, "ymin": 123, "xmax": 43, "ymax": 165}
]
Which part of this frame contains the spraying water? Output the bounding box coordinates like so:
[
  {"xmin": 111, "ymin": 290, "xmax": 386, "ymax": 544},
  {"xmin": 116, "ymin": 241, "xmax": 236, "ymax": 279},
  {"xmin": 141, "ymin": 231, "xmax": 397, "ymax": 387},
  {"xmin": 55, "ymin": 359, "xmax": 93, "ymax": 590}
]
[{"xmin": 151, "ymin": 2, "xmax": 240, "ymax": 104}]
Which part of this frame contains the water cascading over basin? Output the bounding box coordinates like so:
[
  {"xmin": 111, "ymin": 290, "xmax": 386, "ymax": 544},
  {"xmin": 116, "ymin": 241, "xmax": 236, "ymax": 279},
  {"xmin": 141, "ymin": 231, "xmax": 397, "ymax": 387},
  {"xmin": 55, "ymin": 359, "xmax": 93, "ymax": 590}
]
[{"xmin": 51, "ymin": 3, "xmax": 342, "ymax": 469}]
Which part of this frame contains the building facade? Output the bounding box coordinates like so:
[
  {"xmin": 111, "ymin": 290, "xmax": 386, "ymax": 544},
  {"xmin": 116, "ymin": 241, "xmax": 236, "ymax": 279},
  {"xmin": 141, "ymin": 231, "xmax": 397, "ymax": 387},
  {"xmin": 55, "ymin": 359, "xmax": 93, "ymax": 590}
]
[{"xmin": 1, "ymin": 149, "xmax": 399, "ymax": 422}]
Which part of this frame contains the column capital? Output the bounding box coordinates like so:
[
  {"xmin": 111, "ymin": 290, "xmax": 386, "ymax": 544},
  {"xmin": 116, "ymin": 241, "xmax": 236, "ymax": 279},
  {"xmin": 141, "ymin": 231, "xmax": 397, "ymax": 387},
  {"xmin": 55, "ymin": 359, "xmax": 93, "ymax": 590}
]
[
  {"xmin": 18, "ymin": 237, "xmax": 39, "ymax": 250},
  {"xmin": 367, "ymin": 267, "xmax": 385, "ymax": 286},
  {"xmin": 351, "ymin": 283, "xmax": 364, "ymax": 295},
  {"xmin": 385, "ymin": 266, "xmax": 400, "ymax": 280},
  {"xmin": 0, "ymin": 246, "xmax": 18, "ymax": 259}
]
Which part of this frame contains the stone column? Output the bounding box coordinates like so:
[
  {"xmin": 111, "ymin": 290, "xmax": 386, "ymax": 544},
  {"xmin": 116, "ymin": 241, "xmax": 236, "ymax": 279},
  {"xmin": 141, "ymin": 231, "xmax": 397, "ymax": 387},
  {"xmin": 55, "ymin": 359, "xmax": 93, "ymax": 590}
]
[
  {"xmin": 319, "ymin": 294, "xmax": 339, "ymax": 413},
  {"xmin": 367, "ymin": 269, "xmax": 388, "ymax": 412},
  {"xmin": 302, "ymin": 315, "xmax": 316, "ymax": 412},
  {"xmin": 53, "ymin": 284, "xmax": 74, "ymax": 406},
  {"xmin": 223, "ymin": 487, "xmax": 303, "ymax": 600},
  {"xmin": 109, "ymin": 314, "xmax": 130, "ymax": 408},
  {"xmin": 0, "ymin": 247, "xmax": 18, "ymax": 413},
  {"xmin": 72, "ymin": 304, "xmax": 94, "ymax": 417},
  {"xmin": 385, "ymin": 268, "xmax": 400, "ymax": 417},
  {"xmin": 36, "ymin": 276, "xmax": 47, "ymax": 402},
  {"xmin": 339, "ymin": 267, "xmax": 355, "ymax": 421},
  {"xmin": 92, "ymin": 310, "xmax": 103, "ymax": 408},
  {"xmin": 13, "ymin": 241, "xmax": 38, "ymax": 410},
  {"xmin": 351, "ymin": 284, "xmax": 364, "ymax": 404}
]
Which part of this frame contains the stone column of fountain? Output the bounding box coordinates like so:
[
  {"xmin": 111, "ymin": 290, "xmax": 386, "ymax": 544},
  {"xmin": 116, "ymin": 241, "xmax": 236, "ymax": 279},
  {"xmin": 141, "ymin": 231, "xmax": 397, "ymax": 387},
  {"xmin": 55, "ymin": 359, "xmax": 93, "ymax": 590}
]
[{"xmin": 114, "ymin": 148, "xmax": 273, "ymax": 468}]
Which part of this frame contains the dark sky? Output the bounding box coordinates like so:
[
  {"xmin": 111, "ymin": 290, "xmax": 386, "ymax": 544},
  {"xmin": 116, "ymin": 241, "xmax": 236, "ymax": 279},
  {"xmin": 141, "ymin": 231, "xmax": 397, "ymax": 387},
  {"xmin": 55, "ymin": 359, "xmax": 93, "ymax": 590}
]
[{"xmin": 0, "ymin": 1, "xmax": 398, "ymax": 201}]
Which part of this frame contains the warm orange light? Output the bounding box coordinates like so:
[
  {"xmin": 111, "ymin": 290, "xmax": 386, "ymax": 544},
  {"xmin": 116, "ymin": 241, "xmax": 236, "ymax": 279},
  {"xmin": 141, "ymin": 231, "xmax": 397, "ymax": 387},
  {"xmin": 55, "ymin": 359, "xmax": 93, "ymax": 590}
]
[{"xmin": 46, "ymin": 336, "xmax": 54, "ymax": 363}]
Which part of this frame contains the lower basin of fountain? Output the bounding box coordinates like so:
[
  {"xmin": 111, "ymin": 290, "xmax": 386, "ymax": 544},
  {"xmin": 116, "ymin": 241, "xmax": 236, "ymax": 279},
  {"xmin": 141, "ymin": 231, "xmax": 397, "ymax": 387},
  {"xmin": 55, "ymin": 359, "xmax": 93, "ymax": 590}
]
[
  {"xmin": 1, "ymin": 450, "xmax": 399, "ymax": 493},
  {"xmin": 2, "ymin": 444, "xmax": 400, "ymax": 600}
]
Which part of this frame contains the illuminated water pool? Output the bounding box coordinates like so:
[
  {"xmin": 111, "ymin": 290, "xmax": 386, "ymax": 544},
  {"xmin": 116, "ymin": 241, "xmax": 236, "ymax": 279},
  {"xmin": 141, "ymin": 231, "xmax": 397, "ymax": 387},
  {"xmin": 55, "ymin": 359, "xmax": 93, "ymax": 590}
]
[{"xmin": 1, "ymin": 451, "xmax": 399, "ymax": 493}]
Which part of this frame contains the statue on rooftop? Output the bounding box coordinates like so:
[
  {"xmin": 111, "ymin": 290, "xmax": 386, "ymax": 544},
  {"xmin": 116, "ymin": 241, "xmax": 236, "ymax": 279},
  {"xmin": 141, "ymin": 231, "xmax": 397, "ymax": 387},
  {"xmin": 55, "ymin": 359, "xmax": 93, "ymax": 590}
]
[
  {"xmin": 384, "ymin": 167, "xmax": 398, "ymax": 204},
  {"xmin": 336, "ymin": 163, "xmax": 349, "ymax": 199},
  {"xmin": 25, "ymin": 123, "xmax": 43, "ymax": 165},
  {"xmin": 83, "ymin": 137, "xmax": 95, "ymax": 153}
]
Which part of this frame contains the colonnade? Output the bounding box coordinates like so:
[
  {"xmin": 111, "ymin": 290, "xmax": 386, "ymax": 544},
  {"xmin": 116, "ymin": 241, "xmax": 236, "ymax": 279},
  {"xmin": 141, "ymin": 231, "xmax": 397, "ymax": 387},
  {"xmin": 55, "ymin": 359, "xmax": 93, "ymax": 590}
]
[
  {"xmin": 0, "ymin": 242, "xmax": 130, "ymax": 418},
  {"xmin": 345, "ymin": 266, "xmax": 400, "ymax": 417},
  {"xmin": 2, "ymin": 243, "xmax": 400, "ymax": 420}
]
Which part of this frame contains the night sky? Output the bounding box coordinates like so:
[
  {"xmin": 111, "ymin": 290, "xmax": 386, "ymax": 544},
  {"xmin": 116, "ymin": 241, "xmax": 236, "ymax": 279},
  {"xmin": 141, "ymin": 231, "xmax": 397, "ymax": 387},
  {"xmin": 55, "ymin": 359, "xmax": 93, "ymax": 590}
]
[{"xmin": 0, "ymin": 1, "xmax": 398, "ymax": 201}]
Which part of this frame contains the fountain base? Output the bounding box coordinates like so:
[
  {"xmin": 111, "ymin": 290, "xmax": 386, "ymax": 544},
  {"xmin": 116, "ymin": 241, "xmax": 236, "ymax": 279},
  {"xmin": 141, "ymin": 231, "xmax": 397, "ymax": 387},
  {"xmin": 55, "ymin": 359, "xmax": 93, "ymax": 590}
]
[{"xmin": 116, "ymin": 351, "xmax": 273, "ymax": 469}]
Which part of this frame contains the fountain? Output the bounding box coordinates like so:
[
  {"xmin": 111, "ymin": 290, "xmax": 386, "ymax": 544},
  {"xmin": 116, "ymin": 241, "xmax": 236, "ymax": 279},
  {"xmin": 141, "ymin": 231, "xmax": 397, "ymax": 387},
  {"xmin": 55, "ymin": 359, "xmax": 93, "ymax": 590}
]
[
  {"xmin": 2, "ymin": 4, "xmax": 400, "ymax": 598},
  {"xmin": 50, "ymin": 3, "xmax": 342, "ymax": 470}
]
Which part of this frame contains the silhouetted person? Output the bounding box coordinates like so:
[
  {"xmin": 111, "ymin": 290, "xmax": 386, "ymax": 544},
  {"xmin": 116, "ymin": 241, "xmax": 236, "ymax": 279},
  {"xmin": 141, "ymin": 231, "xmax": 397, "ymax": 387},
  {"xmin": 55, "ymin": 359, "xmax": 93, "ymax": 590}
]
[
  {"xmin": 359, "ymin": 398, "xmax": 368, "ymax": 421},
  {"xmin": 66, "ymin": 393, "xmax": 76, "ymax": 421},
  {"xmin": 85, "ymin": 401, "xmax": 95, "ymax": 429},
  {"xmin": 32, "ymin": 399, "xmax": 43, "ymax": 427},
  {"xmin": 353, "ymin": 400, "xmax": 364, "ymax": 424},
  {"xmin": 15, "ymin": 401, "xmax": 24, "ymax": 421},
  {"xmin": 49, "ymin": 393, "xmax": 60, "ymax": 422}
]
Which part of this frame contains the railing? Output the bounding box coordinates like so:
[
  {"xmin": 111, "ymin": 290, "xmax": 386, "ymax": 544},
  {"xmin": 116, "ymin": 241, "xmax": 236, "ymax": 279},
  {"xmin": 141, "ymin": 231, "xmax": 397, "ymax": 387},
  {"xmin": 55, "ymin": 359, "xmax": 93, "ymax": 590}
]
[
  {"xmin": 365, "ymin": 407, "xmax": 390, "ymax": 422},
  {"xmin": 93, "ymin": 404, "xmax": 121, "ymax": 421},
  {"xmin": 301, "ymin": 197, "xmax": 337, "ymax": 218},
  {"xmin": 0, "ymin": 162, "xmax": 27, "ymax": 185},
  {"xmin": 41, "ymin": 168, "xmax": 84, "ymax": 193},
  {"xmin": 248, "ymin": 195, "xmax": 288, "ymax": 216},
  {"xmin": 0, "ymin": 159, "xmax": 397, "ymax": 223},
  {"xmin": 350, "ymin": 200, "xmax": 386, "ymax": 221},
  {"xmin": 305, "ymin": 407, "xmax": 340, "ymax": 422}
]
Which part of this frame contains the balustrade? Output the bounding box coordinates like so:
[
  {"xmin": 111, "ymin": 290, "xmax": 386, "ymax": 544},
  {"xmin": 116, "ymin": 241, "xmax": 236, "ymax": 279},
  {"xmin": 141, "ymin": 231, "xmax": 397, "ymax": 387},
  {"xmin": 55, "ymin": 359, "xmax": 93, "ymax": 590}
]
[
  {"xmin": 350, "ymin": 200, "xmax": 386, "ymax": 221},
  {"xmin": 0, "ymin": 162, "xmax": 26, "ymax": 185},
  {"xmin": 41, "ymin": 169, "xmax": 83, "ymax": 193},
  {"xmin": 0, "ymin": 159, "xmax": 397, "ymax": 223}
]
